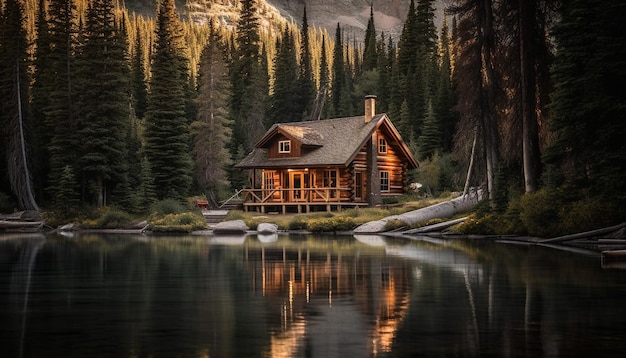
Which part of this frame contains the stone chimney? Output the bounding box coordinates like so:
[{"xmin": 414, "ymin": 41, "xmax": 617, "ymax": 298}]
[{"xmin": 364, "ymin": 95, "xmax": 377, "ymax": 123}]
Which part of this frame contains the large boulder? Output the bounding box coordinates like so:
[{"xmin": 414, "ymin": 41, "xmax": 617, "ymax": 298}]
[
  {"xmin": 257, "ymin": 222, "xmax": 278, "ymax": 234},
  {"xmin": 213, "ymin": 219, "xmax": 249, "ymax": 234}
]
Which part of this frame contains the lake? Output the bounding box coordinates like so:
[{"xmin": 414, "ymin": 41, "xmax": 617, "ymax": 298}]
[{"xmin": 1, "ymin": 232, "xmax": 626, "ymax": 357}]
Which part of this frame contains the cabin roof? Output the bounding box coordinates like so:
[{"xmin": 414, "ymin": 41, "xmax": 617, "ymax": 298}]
[{"xmin": 236, "ymin": 114, "xmax": 418, "ymax": 169}]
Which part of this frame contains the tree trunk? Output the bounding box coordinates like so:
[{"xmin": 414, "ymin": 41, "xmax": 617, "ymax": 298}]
[
  {"xmin": 13, "ymin": 58, "xmax": 40, "ymax": 211},
  {"xmin": 479, "ymin": 0, "xmax": 499, "ymax": 201},
  {"xmin": 463, "ymin": 128, "xmax": 478, "ymax": 196},
  {"xmin": 519, "ymin": 0, "xmax": 541, "ymax": 193}
]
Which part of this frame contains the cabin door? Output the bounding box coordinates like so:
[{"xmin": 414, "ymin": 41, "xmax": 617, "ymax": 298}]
[{"xmin": 289, "ymin": 171, "xmax": 305, "ymax": 201}]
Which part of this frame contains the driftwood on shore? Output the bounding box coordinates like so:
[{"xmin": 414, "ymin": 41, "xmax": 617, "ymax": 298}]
[
  {"xmin": 540, "ymin": 222, "xmax": 626, "ymax": 243},
  {"xmin": 0, "ymin": 211, "xmax": 45, "ymax": 231}
]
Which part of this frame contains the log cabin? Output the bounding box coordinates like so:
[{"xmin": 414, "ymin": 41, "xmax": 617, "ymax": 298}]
[{"xmin": 235, "ymin": 96, "xmax": 418, "ymax": 213}]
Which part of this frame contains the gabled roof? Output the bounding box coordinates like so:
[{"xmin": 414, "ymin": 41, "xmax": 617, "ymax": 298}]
[{"xmin": 236, "ymin": 114, "xmax": 418, "ymax": 169}]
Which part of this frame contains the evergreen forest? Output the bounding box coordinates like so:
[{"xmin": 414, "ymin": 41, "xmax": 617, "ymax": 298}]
[{"xmin": 1, "ymin": 0, "xmax": 625, "ymax": 236}]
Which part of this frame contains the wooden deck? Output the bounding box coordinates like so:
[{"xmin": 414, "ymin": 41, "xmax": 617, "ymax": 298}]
[{"xmin": 240, "ymin": 188, "xmax": 368, "ymax": 214}]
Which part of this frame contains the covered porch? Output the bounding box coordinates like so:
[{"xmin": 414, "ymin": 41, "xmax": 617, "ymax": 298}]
[{"xmin": 241, "ymin": 168, "xmax": 369, "ymax": 214}]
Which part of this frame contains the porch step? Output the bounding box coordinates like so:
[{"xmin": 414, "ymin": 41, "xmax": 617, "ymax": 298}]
[
  {"xmin": 219, "ymin": 199, "xmax": 244, "ymax": 210},
  {"xmin": 203, "ymin": 210, "xmax": 229, "ymax": 224}
]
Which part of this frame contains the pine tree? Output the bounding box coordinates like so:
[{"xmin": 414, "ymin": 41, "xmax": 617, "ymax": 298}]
[
  {"xmin": 418, "ymin": 100, "xmax": 441, "ymax": 160},
  {"xmin": 296, "ymin": 6, "xmax": 315, "ymax": 119},
  {"xmin": 74, "ymin": 0, "xmax": 132, "ymax": 207},
  {"xmin": 268, "ymin": 27, "xmax": 299, "ymax": 124},
  {"xmin": 143, "ymin": 0, "xmax": 193, "ymax": 201},
  {"xmin": 450, "ymin": 0, "xmax": 500, "ymax": 200},
  {"xmin": 435, "ymin": 16, "xmax": 456, "ymax": 153},
  {"xmin": 230, "ymin": 0, "xmax": 267, "ymax": 155},
  {"xmin": 31, "ymin": 0, "xmax": 53, "ymax": 200},
  {"xmin": 193, "ymin": 20, "xmax": 233, "ymax": 207},
  {"xmin": 362, "ymin": 5, "xmax": 378, "ymax": 71},
  {"xmin": 397, "ymin": 0, "xmax": 418, "ymax": 76},
  {"xmin": 545, "ymin": 0, "xmax": 626, "ymax": 204},
  {"xmin": 131, "ymin": 26, "xmax": 148, "ymax": 119},
  {"xmin": 44, "ymin": 0, "xmax": 80, "ymax": 206},
  {"xmin": 330, "ymin": 23, "xmax": 343, "ymax": 117},
  {"xmin": 0, "ymin": 0, "xmax": 39, "ymax": 210}
]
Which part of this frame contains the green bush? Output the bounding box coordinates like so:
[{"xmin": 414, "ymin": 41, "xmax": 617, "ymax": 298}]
[
  {"xmin": 288, "ymin": 218, "xmax": 308, "ymax": 230},
  {"xmin": 559, "ymin": 196, "xmax": 619, "ymax": 235},
  {"xmin": 519, "ymin": 190, "xmax": 559, "ymax": 237},
  {"xmin": 382, "ymin": 196, "xmax": 399, "ymax": 205},
  {"xmin": 306, "ymin": 216, "xmax": 356, "ymax": 232},
  {"xmin": 453, "ymin": 214, "xmax": 492, "ymax": 235},
  {"xmin": 91, "ymin": 207, "xmax": 133, "ymax": 229},
  {"xmin": 150, "ymin": 199, "xmax": 186, "ymax": 216},
  {"xmin": 150, "ymin": 212, "xmax": 206, "ymax": 233}
]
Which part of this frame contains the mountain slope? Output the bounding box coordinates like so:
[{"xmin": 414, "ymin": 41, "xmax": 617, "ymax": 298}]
[{"xmin": 124, "ymin": 0, "xmax": 447, "ymax": 41}]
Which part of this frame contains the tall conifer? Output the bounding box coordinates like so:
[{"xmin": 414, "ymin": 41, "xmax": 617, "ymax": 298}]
[
  {"xmin": 131, "ymin": 27, "xmax": 148, "ymax": 119},
  {"xmin": 45, "ymin": 0, "xmax": 79, "ymax": 207},
  {"xmin": 74, "ymin": 0, "xmax": 132, "ymax": 207},
  {"xmin": 362, "ymin": 5, "xmax": 377, "ymax": 71},
  {"xmin": 193, "ymin": 20, "xmax": 232, "ymax": 207},
  {"xmin": 269, "ymin": 27, "xmax": 298, "ymax": 124},
  {"xmin": 545, "ymin": 0, "xmax": 626, "ymax": 204},
  {"xmin": 330, "ymin": 23, "xmax": 343, "ymax": 117},
  {"xmin": 230, "ymin": 0, "xmax": 267, "ymax": 155},
  {"xmin": 144, "ymin": 0, "xmax": 193, "ymax": 201},
  {"xmin": 0, "ymin": 0, "xmax": 39, "ymax": 210},
  {"xmin": 296, "ymin": 6, "xmax": 315, "ymax": 119}
]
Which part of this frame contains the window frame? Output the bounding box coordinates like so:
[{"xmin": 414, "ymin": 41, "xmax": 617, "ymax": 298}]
[
  {"xmin": 278, "ymin": 140, "xmax": 291, "ymax": 154},
  {"xmin": 263, "ymin": 171, "xmax": 275, "ymax": 190},
  {"xmin": 380, "ymin": 171, "xmax": 390, "ymax": 192},
  {"xmin": 378, "ymin": 137, "xmax": 387, "ymax": 154}
]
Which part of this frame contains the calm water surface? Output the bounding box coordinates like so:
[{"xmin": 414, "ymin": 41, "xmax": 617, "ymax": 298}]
[{"xmin": 1, "ymin": 232, "xmax": 626, "ymax": 357}]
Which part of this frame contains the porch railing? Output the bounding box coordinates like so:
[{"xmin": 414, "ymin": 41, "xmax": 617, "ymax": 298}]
[{"xmin": 241, "ymin": 187, "xmax": 355, "ymax": 204}]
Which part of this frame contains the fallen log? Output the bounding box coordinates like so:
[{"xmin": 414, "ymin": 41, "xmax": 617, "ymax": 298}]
[
  {"xmin": 354, "ymin": 189, "xmax": 483, "ymax": 234},
  {"xmin": 540, "ymin": 222, "xmax": 626, "ymax": 243},
  {"xmin": 403, "ymin": 217, "xmax": 468, "ymax": 234}
]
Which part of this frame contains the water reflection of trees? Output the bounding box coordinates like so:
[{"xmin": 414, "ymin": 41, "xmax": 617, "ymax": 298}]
[{"xmin": 3, "ymin": 233, "xmax": 626, "ymax": 357}]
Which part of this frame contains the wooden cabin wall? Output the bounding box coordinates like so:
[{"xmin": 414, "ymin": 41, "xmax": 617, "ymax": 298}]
[{"xmin": 352, "ymin": 132, "xmax": 410, "ymax": 196}]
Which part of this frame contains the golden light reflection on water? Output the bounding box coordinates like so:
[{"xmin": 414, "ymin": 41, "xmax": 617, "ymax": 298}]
[{"xmin": 247, "ymin": 235, "xmax": 412, "ymax": 356}]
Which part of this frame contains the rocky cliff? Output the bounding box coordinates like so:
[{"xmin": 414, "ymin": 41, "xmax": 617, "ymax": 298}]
[{"xmin": 125, "ymin": 0, "xmax": 448, "ymax": 41}]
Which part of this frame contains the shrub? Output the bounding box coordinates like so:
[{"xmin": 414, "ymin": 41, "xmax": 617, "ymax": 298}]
[
  {"xmin": 558, "ymin": 196, "xmax": 619, "ymax": 235},
  {"xmin": 288, "ymin": 218, "xmax": 308, "ymax": 230},
  {"xmin": 90, "ymin": 207, "xmax": 133, "ymax": 229},
  {"xmin": 454, "ymin": 214, "xmax": 499, "ymax": 235},
  {"xmin": 150, "ymin": 212, "xmax": 206, "ymax": 233},
  {"xmin": 519, "ymin": 190, "xmax": 559, "ymax": 237},
  {"xmin": 150, "ymin": 199, "xmax": 187, "ymax": 216},
  {"xmin": 382, "ymin": 196, "xmax": 399, "ymax": 205},
  {"xmin": 306, "ymin": 216, "xmax": 356, "ymax": 232}
]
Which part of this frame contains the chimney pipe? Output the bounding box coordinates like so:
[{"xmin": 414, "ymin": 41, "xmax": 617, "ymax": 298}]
[{"xmin": 364, "ymin": 95, "xmax": 376, "ymax": 123}]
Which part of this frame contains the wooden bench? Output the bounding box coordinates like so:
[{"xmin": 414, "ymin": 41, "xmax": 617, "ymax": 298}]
[{"xmin": 194, "ymin": 200, "xmax": 209, "ymax": 209}]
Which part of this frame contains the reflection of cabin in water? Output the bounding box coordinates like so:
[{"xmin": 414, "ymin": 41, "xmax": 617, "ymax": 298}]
[
  {"xmin": 243, "ymin": 241, "xmax": 411, "ymax": 354},
  {"xmin": 235, "ymin": 96, "xmax": 418, "ymax": 213}
]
